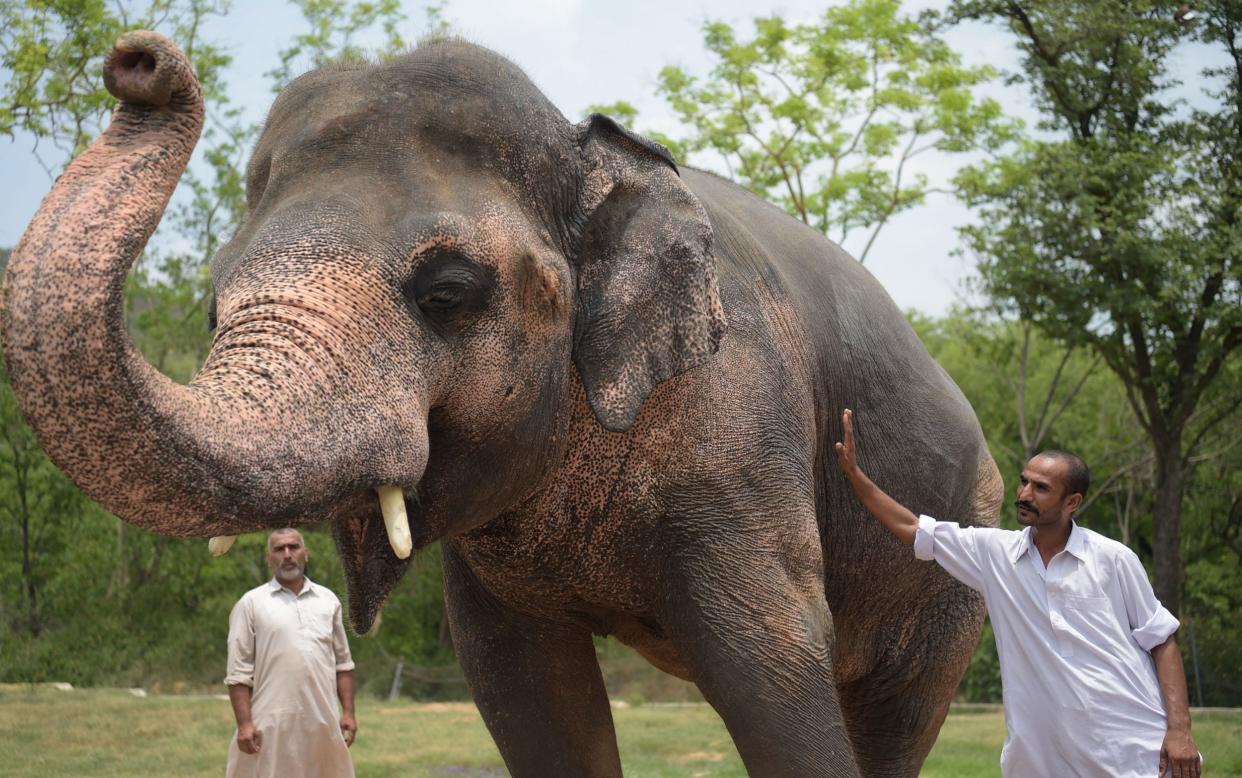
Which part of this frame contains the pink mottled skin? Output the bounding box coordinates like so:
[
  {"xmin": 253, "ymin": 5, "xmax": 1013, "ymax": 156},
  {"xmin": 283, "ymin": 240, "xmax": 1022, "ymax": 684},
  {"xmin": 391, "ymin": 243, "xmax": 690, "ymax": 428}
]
[
  {"xmin": 2, "ymin": 34, "xmax": 1002, "ymax": 777},
  {"xmin": 1, "ymin": 32, "xmax": 428, "ymax": 540}
]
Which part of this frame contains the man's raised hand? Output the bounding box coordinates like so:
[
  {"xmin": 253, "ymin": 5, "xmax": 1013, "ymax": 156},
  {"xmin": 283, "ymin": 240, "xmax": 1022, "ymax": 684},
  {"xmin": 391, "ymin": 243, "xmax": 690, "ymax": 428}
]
[
  {"xmin": 833, "ymin": 408, "xmax": 919, "ymax": 545},
  {"xmin": 835, "ymin": 408, "xmax": 859, "ymax": 476}
]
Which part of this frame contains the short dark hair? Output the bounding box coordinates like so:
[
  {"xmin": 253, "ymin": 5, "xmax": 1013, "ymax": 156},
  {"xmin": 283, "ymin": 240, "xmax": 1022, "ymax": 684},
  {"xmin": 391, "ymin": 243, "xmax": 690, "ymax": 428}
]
[{"xmin": 1032, "ymin": 450, "xmax": 1091, "ymax": 499}]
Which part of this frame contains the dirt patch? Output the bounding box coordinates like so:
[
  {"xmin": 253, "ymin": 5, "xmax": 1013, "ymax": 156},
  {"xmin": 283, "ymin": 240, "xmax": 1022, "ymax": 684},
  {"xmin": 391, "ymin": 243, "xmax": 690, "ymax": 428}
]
[
  {"xmin": 672, "ymin": 751, "xmax": 725, "ymax": 763},
  {"xmin": 379, "ymin": 702, "xmax": 478, "ymax": 715}
]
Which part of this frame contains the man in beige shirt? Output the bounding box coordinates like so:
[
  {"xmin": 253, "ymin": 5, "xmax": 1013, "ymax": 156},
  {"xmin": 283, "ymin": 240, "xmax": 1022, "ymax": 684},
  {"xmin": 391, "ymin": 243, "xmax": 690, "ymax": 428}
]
[{"xmin": 225, "ymin": 529, "xmax": 358, "ymax": 778}]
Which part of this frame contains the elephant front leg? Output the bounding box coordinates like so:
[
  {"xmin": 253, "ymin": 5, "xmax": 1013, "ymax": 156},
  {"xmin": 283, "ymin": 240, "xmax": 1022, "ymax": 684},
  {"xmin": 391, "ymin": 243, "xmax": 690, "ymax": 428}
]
[
  {"xmin": 662, "ymin": 520, "xmax": 862, "ymax": 778},
  {"xmin": 442, "ymin": 544, "xmax": 622, "ymax": 778}
]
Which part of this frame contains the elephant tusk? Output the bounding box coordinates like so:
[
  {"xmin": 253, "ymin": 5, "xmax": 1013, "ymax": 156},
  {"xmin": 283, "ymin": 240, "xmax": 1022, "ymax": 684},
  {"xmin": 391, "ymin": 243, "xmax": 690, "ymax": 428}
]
[
  {"xmin": 208, "ymin": 535, "xmax": 238, "ymax": 556},
  {"xmin": 377, "ymin": 485, "xmax": 412, "ymax": 559}
]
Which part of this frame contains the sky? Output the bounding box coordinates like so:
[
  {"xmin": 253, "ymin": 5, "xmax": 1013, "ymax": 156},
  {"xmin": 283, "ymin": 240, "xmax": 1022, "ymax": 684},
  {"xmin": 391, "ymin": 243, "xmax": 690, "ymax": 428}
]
[{"xmin": 0, "ymin": 1, "xmax": 1220, "ymax": 317}]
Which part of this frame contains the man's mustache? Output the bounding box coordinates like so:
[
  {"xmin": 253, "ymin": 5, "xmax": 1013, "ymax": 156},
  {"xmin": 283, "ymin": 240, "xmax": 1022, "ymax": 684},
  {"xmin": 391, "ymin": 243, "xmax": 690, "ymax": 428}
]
[{"xmin": 1015, "ymin": 500, "xmax": 1039, "ymax": 514}]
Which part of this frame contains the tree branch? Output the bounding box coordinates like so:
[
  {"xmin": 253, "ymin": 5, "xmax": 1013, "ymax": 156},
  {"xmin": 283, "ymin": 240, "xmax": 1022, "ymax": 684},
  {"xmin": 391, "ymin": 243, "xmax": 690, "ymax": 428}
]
[
  {"xmin": 1079, "ymin": 451, "xmax": 1153, "ymax": 517},
  {"xmin": 1183, "ymin": 390, "xmax": 1242, "ymax": 467},
  {"xmin": 1030, "ymin": 341, "xmax": 1076, "ymax": 447}
]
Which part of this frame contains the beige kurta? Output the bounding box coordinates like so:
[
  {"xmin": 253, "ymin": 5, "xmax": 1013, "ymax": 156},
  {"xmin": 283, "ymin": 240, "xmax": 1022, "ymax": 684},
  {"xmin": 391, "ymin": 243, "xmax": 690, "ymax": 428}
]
[{"xmin": 225, "ymin": 578, "xmax": 355, "ymax": 778}]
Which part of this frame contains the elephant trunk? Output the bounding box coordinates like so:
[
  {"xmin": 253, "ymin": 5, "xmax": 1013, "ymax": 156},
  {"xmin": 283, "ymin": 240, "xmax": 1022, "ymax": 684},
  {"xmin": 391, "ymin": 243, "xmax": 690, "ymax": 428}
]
[{"xmin": 1, "ymin": 31, "xmax": 422, "ymax": 538}]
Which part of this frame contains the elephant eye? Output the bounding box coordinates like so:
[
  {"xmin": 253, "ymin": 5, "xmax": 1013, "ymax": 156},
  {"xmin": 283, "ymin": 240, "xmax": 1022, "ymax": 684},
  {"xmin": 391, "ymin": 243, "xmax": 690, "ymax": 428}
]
[
  {"xmin": 404, "ymin": 253, "xmax": 493, "ymax": 327},
  {"xmin": 419, "ymin": 281, "xmax": 468, "ymax": 312}
]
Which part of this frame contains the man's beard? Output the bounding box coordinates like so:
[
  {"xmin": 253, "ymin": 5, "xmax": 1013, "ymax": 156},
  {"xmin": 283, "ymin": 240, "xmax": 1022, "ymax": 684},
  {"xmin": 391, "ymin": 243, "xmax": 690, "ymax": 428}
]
[{"xmin": 276, "ymin": 561, "xmax": 305, "ymax": 581}]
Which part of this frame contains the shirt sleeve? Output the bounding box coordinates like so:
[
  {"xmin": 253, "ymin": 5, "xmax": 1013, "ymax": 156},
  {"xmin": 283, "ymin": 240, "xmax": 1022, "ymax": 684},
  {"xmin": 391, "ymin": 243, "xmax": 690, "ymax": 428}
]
[
  {"xmin": 913, "ymin": 515, "xmax": 987, "ymax": 592},
  {"xmin": 332, "ymin": 600, "xmax": 355, "ymax": 673},
  {"xmin": 224, "ymin": 596, "xmax": 256, "ymax": 687},
  {"xmin": 1115, "ymin": 547, "xmax": 1179, "ymax": 651}
]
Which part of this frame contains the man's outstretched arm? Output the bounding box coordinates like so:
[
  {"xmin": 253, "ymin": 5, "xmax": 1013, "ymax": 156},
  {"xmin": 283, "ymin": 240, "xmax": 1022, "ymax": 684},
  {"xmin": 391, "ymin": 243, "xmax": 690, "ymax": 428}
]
[{"xmin": 834, "ymin": 409, "xmax": 918, "ymax": 546}]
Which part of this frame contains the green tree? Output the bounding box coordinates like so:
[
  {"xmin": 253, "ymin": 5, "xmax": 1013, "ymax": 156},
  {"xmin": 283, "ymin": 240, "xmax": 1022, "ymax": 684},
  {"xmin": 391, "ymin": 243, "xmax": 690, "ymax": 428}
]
[
  {"xmin": 267, "ymin": 0, "xmax": 407, "ymax": 90},
  {"xmin": 912, "ymin": 308, "xmax": 1242, "ymax": 703},
  {"xmin": 0, "ymin": 0, "xmax": 233, "ymax": 163},
  {"xmin": 912, "ymin": 309, "xmax": 1147, "ymax": 537},
  {"xmin": 267, "ymin": 0, "xmax": 451, "ymax": 90},
  {"xmin": 1175, "ymin": 354, "xmax": 1242, "ymax": 704},
  {"xmin": 598, "ymin": 0, "xmax": 1014, "ymax": 261},
  {"xmin": 950, "ymin": 0, "xmax": 1242, "ymax": 614},
  {"xmin": 0, "ymin": 358, "xmax": 102, "ymax": 637}
]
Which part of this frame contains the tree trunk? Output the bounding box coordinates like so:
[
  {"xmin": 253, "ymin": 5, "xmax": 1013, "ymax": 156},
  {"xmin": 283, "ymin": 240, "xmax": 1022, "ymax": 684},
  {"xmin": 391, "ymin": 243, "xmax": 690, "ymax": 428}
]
[
  {"xmin": 1151, "ymin": 437, "xmax": 1185, "ymax": 617},
  {"xmin": 19, "ymin": 487, "xmax": 39, "ymax": 637},
  {"xmin": 107, "ymin": 518, "xmax": 130, "ymax": 599}
]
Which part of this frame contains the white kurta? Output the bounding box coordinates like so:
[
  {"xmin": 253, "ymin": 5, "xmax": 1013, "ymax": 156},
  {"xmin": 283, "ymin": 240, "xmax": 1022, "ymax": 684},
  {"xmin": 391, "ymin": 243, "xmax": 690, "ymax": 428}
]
[
  {"xmin": 915, "ymin": 516, "xmax": 1179, "ymax": 778},
  {"xmin": 225, "ymin": 578, "xmax": 356, "ymax": 778}
]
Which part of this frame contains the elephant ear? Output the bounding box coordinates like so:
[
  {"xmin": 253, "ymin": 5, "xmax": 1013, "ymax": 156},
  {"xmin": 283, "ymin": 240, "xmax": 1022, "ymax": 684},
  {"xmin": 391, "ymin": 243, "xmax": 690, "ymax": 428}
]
[{"xmin": 571, "ymin": 114, "xmax": 726, "ymax": 433}]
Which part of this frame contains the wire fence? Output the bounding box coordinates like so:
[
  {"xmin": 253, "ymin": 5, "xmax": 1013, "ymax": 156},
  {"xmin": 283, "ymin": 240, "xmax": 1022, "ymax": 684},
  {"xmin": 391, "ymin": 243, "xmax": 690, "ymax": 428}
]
[{"xmin": 384, "ymin": 661, "xmax": 470, "ymax": 701}]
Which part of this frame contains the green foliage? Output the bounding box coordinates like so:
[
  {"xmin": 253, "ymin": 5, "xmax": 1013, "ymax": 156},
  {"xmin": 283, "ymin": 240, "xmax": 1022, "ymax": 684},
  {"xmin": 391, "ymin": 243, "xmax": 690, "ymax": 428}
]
[
  {"xmin": 0, "ymin": 359, "xmax": 106, "ymax": 640},
  {"xmin": 266, "ymin": 0, "xmax": 408, "ymax": 90},
  {"xmin": 0, "ymin": 0, "xmax": 234, "ymax": 161},
  {"xmin": 604, "ymin": 0, "xmax": 1015, "ymax": 261},
  {"xmin": 948, "ymin": 0, "xmax": 1242, "ymax": 613},
  {"xmin": 587, "ymin": 100, "xmax": 639, "ymax": 127},
  {"xmin": 916, "ymin": 307, "xmax": 1242, "ymax": 705},
  {"xmin": 1180, "ymin": 410, "xmax": 1242, "ymax": 706},
  {"xmin": 958, "ymin": 619, "xmax": 1002, "ymax": 703},
  {"xmin": 910, "ymin": 310, "xmax": 1138, "ymax": 501},
  {"xmin": 266, "ymin": 0, "xmax": 451, "ymax": 90}
]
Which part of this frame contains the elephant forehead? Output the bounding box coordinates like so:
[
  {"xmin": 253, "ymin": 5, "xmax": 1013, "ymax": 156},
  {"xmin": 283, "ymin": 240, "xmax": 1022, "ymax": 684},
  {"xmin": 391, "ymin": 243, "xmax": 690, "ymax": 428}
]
[{"xmin": 260, "ymin": 42, "xmax": 576, "ymax": 194}]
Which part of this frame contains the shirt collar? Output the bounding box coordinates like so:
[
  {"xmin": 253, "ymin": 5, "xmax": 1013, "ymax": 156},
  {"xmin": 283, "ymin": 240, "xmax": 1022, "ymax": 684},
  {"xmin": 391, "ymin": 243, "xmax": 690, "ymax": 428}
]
[
  {"xmin": 267, "ymin": 576, "xmax": 316, "ymax": 596},
  {"xmin": 1064, "ymin": 521, "xmax": 1089, "ymax": 560},
  {"xmin": 1010, "ymin": 521, "xmax": 1089, "ymax": 564}
]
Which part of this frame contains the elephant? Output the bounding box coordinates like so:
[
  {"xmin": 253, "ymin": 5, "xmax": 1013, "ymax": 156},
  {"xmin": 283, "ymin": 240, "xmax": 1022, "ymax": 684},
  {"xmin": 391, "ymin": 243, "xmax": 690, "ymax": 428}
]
[{"xmin": 1, "ymin": 31, "xmax": 1002, "ymax": 777}]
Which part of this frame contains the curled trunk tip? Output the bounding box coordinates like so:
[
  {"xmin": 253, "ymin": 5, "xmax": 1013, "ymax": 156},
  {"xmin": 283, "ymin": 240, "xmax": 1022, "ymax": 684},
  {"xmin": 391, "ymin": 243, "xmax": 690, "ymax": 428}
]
[{"xmin": 102, "ymin": 30, "xmax": 196, "ymax": 108}]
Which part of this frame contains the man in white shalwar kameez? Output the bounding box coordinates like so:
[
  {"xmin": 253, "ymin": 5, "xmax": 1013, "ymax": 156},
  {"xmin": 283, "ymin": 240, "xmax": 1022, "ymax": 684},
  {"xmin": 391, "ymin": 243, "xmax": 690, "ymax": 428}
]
[
  {"xmin": 225, "ymin": 528, "xmax": 357, "ymax": 778},
  {"xmin": 836, "ymin": 409, "xmax": 1201, "ymax": 778}
]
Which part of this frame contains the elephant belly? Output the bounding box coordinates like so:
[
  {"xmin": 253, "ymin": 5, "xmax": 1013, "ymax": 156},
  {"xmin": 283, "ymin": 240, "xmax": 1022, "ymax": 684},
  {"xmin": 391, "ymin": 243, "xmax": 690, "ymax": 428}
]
[{"xmin": 606, "ymin": 615, "xmax": 693, "ymax": 682}]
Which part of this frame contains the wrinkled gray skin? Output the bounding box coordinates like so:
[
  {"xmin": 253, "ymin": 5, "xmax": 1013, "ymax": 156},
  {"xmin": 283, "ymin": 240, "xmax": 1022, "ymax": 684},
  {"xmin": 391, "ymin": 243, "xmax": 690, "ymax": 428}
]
[{"xmin": 1, "ymin": 33, "xmax": 1001, "ymax": 776}]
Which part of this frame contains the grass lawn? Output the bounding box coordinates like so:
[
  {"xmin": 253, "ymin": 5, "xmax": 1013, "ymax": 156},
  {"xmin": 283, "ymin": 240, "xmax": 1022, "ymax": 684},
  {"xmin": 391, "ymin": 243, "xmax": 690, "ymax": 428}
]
[{"xmin": 1, "ymin": 687, "xmax": 1239, "ymax": 776}]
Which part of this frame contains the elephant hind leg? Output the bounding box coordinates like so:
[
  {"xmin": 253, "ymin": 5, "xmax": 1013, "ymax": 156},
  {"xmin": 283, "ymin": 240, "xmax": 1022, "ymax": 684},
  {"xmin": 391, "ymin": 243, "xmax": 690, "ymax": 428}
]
[
  {"xmin": 835, "ymin": 587, "xmax": 985, "ymax": 776},
  {"xmin": 835, "ymin": 453, "xmax": 1001, "ymax": 775}
]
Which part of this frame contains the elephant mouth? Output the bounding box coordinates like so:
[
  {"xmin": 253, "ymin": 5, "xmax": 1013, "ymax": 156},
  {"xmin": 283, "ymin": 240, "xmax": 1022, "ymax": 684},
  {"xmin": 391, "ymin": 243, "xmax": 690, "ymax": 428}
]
[{"xmin": 332, "ymin": 487, "xmax": 429, "ymax": 633}]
